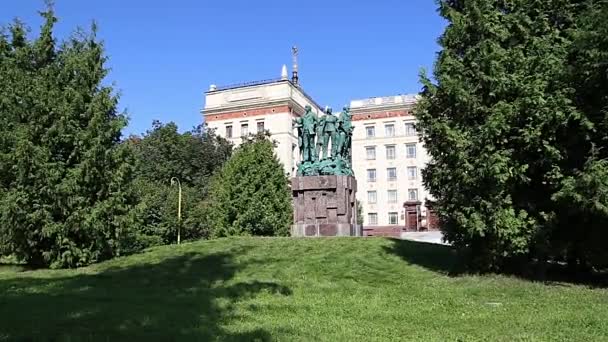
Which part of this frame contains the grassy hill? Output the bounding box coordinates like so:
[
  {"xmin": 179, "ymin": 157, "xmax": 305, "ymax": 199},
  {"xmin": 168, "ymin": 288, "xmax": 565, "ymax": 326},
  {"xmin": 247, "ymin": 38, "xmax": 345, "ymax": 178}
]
[{"xmin": 0, "ymin": 237, "xmax": 607, "ymax": 341}]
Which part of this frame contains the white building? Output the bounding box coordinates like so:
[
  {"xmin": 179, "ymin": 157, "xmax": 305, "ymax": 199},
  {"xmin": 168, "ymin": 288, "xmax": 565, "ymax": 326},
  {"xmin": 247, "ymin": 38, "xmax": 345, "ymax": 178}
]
[
  {"xmin": 202, "ymin": 67, "xmax": 323, "ymax": 176},
  {"xmin": 350, "ymin": 95, "xmax": 432, "ymax": 236}
]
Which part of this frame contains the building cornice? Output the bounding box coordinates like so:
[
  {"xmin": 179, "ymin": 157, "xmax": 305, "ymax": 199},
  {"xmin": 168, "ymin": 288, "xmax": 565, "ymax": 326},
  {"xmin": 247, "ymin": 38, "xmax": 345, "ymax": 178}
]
[{"xmin": 351, "ymin": 109, "xmax": 412, "ymax": 121}]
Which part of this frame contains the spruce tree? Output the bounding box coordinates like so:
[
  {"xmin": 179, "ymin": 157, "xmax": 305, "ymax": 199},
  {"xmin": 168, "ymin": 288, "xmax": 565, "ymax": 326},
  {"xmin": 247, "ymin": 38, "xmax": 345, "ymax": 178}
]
[
  {"xmin": 416, "ymin": 0, "xmax": 582, "ymax": 271},
  {"xmin": 205, "ymin": 133, "xmax": 292, "ymax": 237},
  {"xmin": 0, "ymin": 7, "xmax": 138, "ymax": 268}
]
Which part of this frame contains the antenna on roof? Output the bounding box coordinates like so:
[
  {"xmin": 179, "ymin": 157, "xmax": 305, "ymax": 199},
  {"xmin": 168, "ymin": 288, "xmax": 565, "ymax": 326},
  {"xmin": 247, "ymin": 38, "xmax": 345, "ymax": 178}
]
[{"xmin": 291, "ymin": 46, "xmax": 299, "ymax": 86}]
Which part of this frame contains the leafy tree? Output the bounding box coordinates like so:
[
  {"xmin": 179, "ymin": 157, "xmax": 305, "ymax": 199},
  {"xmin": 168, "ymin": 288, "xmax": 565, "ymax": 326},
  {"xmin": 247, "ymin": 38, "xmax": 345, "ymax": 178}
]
[
  {"xmin": 130, "ymin": 121, "xmax": 232, "ymax": 193},
  {"xmin": 205, "ymin": 133, "xmax": 292, "ymax": 237},
  {"xmin": 415, "ymin": 0, "xmax": 585, "ymax": 271},
  {"xmin": 128, "ymin": 121, "xmax": 232, "ymax": 245},
  {"xmin": 0, "ymin": 7, "xmax": 138, "ymax": 268}
]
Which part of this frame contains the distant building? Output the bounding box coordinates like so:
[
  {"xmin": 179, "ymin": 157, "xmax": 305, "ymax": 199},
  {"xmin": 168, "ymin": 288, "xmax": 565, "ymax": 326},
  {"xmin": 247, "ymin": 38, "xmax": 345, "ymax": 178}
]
[
  {"xmin": 350, "ymin": 95, "xmax": 433, "ymax": 237},
  {"xmin": 202, "ymin": 66, "xmax": 437, "ymax": 236}
]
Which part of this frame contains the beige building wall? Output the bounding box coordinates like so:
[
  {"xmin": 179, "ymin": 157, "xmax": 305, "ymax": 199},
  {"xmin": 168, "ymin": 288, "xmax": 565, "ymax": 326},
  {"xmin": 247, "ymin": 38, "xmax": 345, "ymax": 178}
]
[
  {"xmin": 350, "ymin": 95, "xmax": 431, "ymax": 229},
  {"xmin": 202, "ymin": 78, "xmax": 323, "ymax": 176}
]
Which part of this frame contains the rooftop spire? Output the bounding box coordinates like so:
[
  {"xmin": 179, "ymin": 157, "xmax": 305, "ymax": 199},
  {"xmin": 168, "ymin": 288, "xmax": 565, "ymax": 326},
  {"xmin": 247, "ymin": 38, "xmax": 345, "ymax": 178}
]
[
  {"xmin": 281, "ymin": 64, "xmax": 288, "ymax": 80},
  {"xmin": 291, "ymin": 46, "xmax": 299, "ymax": 85}
]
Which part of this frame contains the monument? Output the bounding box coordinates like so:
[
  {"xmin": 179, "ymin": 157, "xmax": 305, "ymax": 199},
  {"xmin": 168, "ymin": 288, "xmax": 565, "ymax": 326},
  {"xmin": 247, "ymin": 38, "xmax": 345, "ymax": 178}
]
[{"xmin": 291, "ymin": 106, "xmax": 359, "ymax": 237}]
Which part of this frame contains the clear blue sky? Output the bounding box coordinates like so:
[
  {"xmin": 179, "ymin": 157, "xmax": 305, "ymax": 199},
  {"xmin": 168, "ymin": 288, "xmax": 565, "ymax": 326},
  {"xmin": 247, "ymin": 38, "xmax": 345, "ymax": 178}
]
[{"xmin": 1, "ymin": 0, "xmax": 446, "ymax": 136}]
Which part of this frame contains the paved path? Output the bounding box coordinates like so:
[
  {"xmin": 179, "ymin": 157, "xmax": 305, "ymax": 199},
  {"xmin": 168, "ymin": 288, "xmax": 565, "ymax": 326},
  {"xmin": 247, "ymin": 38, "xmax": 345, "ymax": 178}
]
[{"xmin": 400, "ymin": 231, "xmax": 448, "ymax": 245}]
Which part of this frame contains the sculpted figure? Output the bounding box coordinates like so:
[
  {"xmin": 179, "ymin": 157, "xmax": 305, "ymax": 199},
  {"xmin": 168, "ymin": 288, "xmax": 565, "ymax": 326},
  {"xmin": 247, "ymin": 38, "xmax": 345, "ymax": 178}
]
[
  {"xmin": 337, "ymin": 106, "xmax": 354, "ymax": 160},
  {"xmin": 322, "ymin": 107, "xmax": 338, "ymax": 159},
  {"xmin": 293, "ymin": 116, "xmax": 304, "ymax": 160},
  {"xmin": 301, "ymin": 105, "xmax": 317, "ymax": 162},
  {"xmin": 315, "ymin": 113, "xmax": 326, "ymax": 161}
]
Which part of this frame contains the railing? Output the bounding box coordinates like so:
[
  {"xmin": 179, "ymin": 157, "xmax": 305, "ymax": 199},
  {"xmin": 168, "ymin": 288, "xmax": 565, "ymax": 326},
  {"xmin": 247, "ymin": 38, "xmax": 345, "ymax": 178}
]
[
  {"xmin": 214, "ymin": 77, "xmax": 285, "ymax": 91},
  {"xmin": 351, "ymin": 94, "xmax": 419, "ymax": 108}
]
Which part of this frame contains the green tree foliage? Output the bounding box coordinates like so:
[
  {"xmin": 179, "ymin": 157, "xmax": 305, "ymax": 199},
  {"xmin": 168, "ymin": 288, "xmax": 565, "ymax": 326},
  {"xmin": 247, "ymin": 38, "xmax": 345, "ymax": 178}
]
[
  {"xmin": 415, "ymin": 0, "xmax": 608, "ymax": 271},
  {"xmin": 128, "ymin": 121, "xmax": 232, "ymax": 245},
  {"xmin": 205, "ymin": 133, "xmax": 292, "ymax": 237},
  {"xmin": 551, "ymin": 1, "xmax": 608, "ymax": 270},
  {"xmin": 356, "ymin": 200, "xmax": 364, "ymax": 227},
  {"xmin": 0, "ymin": 7, "xmax": 138, "ymax": 268}
]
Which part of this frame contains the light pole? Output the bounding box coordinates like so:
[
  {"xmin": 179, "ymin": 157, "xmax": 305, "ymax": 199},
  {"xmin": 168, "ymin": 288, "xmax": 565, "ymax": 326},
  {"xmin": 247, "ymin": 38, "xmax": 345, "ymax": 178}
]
[{"xmin": 170, "ymin": 177, "xmax": 182, "ymax": 245}]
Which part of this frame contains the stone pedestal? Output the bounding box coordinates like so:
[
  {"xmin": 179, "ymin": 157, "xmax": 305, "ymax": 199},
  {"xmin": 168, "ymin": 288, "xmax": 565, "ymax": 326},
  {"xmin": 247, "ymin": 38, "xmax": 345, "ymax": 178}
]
[{"xmin": 291, "ymin": 175, "xmax": 360, "ymax": 237}]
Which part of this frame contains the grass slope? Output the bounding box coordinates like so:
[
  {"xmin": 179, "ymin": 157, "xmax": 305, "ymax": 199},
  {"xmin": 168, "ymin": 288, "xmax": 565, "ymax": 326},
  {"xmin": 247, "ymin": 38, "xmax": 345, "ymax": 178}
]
[{"xmin": 1, "ymin": 237, "xmax": 607, "ymax": 341}]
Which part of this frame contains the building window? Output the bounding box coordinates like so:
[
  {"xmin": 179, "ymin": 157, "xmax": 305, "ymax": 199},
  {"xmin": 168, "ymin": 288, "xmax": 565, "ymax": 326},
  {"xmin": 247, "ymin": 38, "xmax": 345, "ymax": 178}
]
[
  {"xmin": 385, "ymin": 124, "xmax": 395, "ymax": 137},
  {"xmin": 388, "ymin": 212, "xmax": 398, "ymax": 225},
  {"xmin": 407, "ymin": 166, "xmax": 417, "ymax": 180},
  {"xmin": 405, "ymin": 122, "xmax": 417, "ymax": 136},
  {"xmin": 386, "ymin": 145, "xmax": 396, "ymax": 160},
  {"xmin": 241, "ymin": 123, "xmax": 249, "ymax": 136},
  {"xmin": 408, "ymin": 188, "xmax": 419, "ymax": 201},
  {"xmin": 257, "ymin": 121, "xmax": 264, "ymax": 133},
  {"xmin": 366, "ymin": 126, "xmax": 375, "ymax": 138},
  {"xmin": 368, "ymin": 213, "xmax": 378, "ymax": 225},
  {"xmin": 387, "ymin": 190, "xmax": 398, "ymax": 203},
  {"xmin": 366, "ymin": 146, "xmax": 376, "ymax": 160},
  {"xmin": 367, "ymin": 191, "xmax": 377, "ymax": 204},
  {"xmin": 387, "ymin": 167, "xmax": 397, "ymax": 182},
  {"xmin": 225, "ymin": 125, "xmax": 233, "ymax": 138},
  {"xmin": 367, "ymin": 169, "xmax": 377, "ymax": 182},
  {"xmin": 406, "ymin": 143, "xmax": 417, "ymax": 158}
]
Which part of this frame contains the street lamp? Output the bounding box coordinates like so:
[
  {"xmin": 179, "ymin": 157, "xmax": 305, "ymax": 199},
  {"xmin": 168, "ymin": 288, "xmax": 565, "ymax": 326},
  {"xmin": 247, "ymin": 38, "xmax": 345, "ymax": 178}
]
[{"xmin": 170, "ymin": 177, "xmax": 182, "ymax": 245}]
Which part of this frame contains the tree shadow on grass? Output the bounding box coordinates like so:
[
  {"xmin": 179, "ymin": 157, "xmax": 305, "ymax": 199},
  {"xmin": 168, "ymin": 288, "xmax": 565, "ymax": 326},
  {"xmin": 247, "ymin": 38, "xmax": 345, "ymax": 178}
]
[
  {"xmin": 0, "ymin": 247, "xmax": 291, "ymax": 341},
  {"xmin": 384, "ymin": 238, "xmax": 608, "ymax": 288},
  {"xmin": 382, "ymin": 238, "xmax": 467, "ymax": 276}
]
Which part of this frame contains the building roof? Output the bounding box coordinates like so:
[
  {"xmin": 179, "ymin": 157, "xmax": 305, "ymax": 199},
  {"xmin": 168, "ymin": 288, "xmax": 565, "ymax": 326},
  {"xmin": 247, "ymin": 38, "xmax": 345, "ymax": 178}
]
[{"xmin": 205, "ymin": 78, "xmax": 324, "ymax": 112}]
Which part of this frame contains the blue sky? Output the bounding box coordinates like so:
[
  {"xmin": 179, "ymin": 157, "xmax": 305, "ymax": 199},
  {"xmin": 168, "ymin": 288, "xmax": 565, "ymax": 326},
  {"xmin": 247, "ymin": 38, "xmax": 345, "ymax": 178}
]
[{"xmin": 1, "ymin": 0, "xmax": 446, "ymax": 136}]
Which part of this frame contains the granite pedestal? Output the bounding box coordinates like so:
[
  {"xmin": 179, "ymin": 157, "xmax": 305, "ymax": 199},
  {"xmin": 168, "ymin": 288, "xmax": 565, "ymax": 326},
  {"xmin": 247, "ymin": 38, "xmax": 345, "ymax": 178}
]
[{"xmin": 291, "ymin": 175, "xmax": 360, "ymax": 237}]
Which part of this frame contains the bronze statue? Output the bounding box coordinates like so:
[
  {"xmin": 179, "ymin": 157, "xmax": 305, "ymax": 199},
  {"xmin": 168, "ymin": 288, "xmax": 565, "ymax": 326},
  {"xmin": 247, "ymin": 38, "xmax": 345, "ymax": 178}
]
[
  {"xmin": 322, "ymin": 107, "xmax": 338, "ymax": 159},
  {"xmin": 293, "ymin": 116, "xmax": 304, "ymax": 160},
  {"xmin": 337, "ymin": 106, "xmax": 353, "ymax": 160},
  {"xmin": 301, "ymin": 105, "xmax": 317, "ymax": 162},
  {"xmin": 295, "ymin": 105, "xmax": 353, "ymax": 176},
  {"xmin": 315, "ymin": 113, "xmax": 326, "ymax": 161}
]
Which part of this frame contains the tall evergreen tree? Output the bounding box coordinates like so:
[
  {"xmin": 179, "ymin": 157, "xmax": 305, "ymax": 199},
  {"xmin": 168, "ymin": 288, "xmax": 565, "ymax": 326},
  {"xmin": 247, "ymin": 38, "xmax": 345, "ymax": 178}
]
[
  {"xmin": 0, "ymin": 7, "xmax": 138, "ymax": 268},
  {"xmin": 551, "ymin": 1, "xmax": 608, "ymax": 270},
  {"xmin": 205, "ymin": 133, "xmax": 292, "ymax": 237},
  {"xmin": 416, "ymin": 0, "xmax": 584, "ymax": 271}
]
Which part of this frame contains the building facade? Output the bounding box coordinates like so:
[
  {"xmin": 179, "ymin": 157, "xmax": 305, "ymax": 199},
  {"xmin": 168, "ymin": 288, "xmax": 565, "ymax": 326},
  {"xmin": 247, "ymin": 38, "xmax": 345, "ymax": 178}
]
[
  {"xmin": 202, "ymin": 74, "xmax": 323, "ymax": 176},
  {"xmin": 350, "ymin": 95, "xmax": 432, "ymax": 236}
]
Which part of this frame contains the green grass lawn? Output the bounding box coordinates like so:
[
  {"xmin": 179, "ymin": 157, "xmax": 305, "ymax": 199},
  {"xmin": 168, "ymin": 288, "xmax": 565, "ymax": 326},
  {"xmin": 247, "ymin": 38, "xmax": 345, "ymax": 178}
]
[{"xmin": 1, "ymin": 237, "xmax": 607, "ymax": 341}]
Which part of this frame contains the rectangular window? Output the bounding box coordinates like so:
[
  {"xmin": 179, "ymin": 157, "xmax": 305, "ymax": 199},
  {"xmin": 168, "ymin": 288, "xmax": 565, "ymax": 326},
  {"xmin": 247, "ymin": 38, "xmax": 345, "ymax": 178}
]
[
  {"xmin": 385, "ymin": 124, "xmax": 395, "ymax": 137},
  {"xmin": 257, "ymin": 121, "xmax": 264, "ymax": 133},
  {"xmin": 241, "ymin": 123, "xmax": 249, "ymax": 136},
  {"xmin": 366, "ymin": 126, "xmax": 375, "ymax": 138},
  {"xmin": 366, "ymin": 146, "xmax": 376, "ymax": 160},
  {"xmin": 225, "ymin": 125, "xmax": 233, "ymax": 138},
  {"xmin": 386, "ymin": 145, "xmax": 396, "ymax": 160},
  {"xmin": 387, "ymin": 167, "xmax": 397, "ymax": 182},
  {"xmin": 387, "ymin": 190, "xmax": 398, "ymax": 203},
  {"xmin": 406, "ymin": 143, "xmax": 417, "ymax": 158},
  {"xmin": 367, "ymin": 169, "xmax": 377, "ymax": 182},
  {"xmin": 368, "ymin": 213, "xmax": 378, "ymax": 225},
  {"xmin": 367, "ymin": 191, "xmax": 377, "ymax": 204},
  {"xmin": 408, "ymin": 189, "xmax": 419, "ymax": 201},
  {"xmin": 405, "ymin": 122, "xmax": 417, "ymax": 136},
  {"xmin": 388, "ymin": 212, "xmax": 398, "ymax": 225},
  {"xmin": 407, "ymin": 166, "xmax": 417, "ymax": 180}
]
